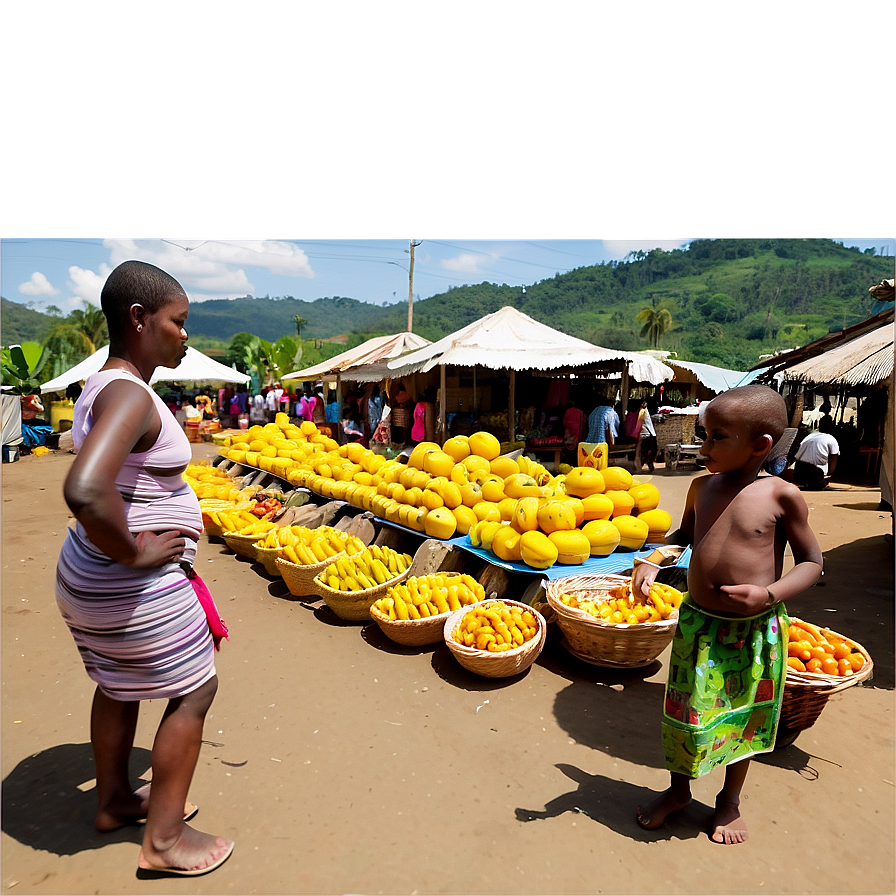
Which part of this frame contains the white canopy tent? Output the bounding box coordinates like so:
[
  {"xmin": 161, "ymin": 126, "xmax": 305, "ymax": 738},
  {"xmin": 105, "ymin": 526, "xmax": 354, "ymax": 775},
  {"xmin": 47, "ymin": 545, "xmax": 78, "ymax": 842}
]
[
  {"xmin": 386, "ymin": 306, "xmax": 675, "ymax": 442},
  {"xmin": 281, "ymin": 332, "xmax": 430, "ymax": 383},
  {"xmin": 40, "ymin": 346, "xmax": 250, "ymax": 394},
  {"xmin": 665, "ymin": 359, "xmax": 749, "ymax": 394}
]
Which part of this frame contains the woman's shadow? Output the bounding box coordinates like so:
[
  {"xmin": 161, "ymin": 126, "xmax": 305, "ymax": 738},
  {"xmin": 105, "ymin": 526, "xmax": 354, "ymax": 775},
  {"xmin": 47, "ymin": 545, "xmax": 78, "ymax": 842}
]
[{"xmin": 1, "ymin": 742, "xmax": 150, "ymax": 855}]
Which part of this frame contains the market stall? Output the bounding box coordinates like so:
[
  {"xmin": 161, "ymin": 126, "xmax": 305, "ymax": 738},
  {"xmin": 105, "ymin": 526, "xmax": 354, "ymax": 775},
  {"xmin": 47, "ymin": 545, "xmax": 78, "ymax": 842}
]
[
  {"xmin": 752, "ymin": 307, "xmax": 894, "ymax": 498},
  {"xmin": 385, "ymin": 306, "xmax": 674, "ymax": 448}
]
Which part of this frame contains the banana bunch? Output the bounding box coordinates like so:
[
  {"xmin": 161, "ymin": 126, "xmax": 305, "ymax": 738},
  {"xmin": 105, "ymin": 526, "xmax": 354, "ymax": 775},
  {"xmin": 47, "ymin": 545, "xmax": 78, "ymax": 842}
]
[
  {"xmin": 212, "ymin": 508, "xmax": 277, "ymax": 536},
  {"xmin": 559, "ymin": 580, "xmax": 682, "ymax": 624},
  {"xmin": 374, "ymin": 573, "xmax": 485, "ymax": 620},
  {"xmin": 317, "ymin": 545, "xmax": 412, "ymax": 592},
  {"xmin": 452, "ymin": 600, "xmax": 540, "ymax": 652},
  {"xmin": 260, "ymin": 525, "xmax": 366, "ymax": 566}
]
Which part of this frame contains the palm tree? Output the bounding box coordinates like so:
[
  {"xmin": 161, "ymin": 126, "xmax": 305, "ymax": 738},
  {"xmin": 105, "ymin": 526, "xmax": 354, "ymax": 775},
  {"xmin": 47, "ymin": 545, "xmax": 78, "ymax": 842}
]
[
  {"xmin": 40, "ymin": 302, "xmax": 110, "ymax": 380},
  {"xmin": 635, "ymin": 302, "xmax": 674, "ymax": 348}
]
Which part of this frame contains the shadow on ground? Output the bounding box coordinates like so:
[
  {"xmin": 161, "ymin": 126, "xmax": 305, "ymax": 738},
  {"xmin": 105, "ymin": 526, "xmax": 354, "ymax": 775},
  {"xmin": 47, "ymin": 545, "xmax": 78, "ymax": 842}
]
[
  {"xmin": 1, "ymin": 742, "xmax": 150, "ymax": 856},
  {"xmin": 515, "ymin": 763, "xmax": 708, "ymax": 842},
  {"xmin": 811, "ymin": 533, "xmax": 894, "ymax": 690}
]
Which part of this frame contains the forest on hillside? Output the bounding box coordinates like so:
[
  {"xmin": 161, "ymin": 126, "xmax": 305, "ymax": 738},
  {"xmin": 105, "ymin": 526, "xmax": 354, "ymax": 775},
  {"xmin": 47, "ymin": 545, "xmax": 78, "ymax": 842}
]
[{"xmin": 3, "ymin": 239, "xmax": 893, "ymax": 372}]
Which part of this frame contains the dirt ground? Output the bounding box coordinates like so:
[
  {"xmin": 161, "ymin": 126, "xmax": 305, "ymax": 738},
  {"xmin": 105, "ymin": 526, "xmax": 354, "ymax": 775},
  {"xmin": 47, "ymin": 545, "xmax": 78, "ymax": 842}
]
[{"xmin": 1, "ymin": 446, "xmax": 893, "ymax": 896}]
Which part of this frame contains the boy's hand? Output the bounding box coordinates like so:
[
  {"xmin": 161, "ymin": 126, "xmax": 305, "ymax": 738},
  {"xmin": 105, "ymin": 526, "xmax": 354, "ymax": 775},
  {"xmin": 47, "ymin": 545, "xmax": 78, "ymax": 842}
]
[
  {"xmin": 718, "ymin": 583, "xmax": 771, "ymax": 615},
  {"xmin": 631, "ymin": 561, "xmax": 660, "ymax": 599}
]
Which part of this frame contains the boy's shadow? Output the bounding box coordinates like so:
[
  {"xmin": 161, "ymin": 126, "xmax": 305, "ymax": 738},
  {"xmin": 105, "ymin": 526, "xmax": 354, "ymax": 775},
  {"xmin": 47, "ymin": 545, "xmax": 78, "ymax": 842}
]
[
  {"xmin": 515, "ymin": 763, "xmax": 710, "ymax": 842},
  {"xmin": 1, "ymin": 742, "xmax": 149, "ymax": 855}
]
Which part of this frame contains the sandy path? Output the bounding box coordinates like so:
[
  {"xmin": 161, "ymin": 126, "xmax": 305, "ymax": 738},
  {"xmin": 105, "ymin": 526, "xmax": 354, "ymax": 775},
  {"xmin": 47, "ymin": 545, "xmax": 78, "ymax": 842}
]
[{"xmin": 1, "ymin": 447, "xmax": 893, "ymax": 895}]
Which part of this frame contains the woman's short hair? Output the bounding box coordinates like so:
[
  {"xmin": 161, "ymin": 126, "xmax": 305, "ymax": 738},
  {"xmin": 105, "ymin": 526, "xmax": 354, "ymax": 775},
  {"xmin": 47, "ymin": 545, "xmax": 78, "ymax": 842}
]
[{"xmin": 101, "ymin": 260, "xmax": 186, "ymax": 335}]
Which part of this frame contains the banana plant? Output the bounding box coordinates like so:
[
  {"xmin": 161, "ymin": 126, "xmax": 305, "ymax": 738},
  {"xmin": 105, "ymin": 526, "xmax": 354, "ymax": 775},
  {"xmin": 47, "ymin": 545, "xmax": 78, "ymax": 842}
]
[{"xmin": 1, "ymin": 344, "xmax": 48, "ymax": 395}]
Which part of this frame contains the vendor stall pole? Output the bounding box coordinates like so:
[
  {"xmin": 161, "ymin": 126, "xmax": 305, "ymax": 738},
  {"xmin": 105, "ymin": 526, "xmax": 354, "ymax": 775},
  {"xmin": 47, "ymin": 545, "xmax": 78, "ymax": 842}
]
[
  {"xmin": 336, "ymin": 374, "xmax": 343, "ymax": 427},
  {"xmin": 508, "ymin": 368, "xmax": 516, "ymax": 446},
  {"xmin": 473, "ymin": 366, "xmax": 478, "ymax": 415},
  {"xmin": 439, "ymin": 363, "xmax": 447, "ymax": 446},
  {"xmin": 620, "ymin": 365, "xmax": 630, "ymax": 415}
]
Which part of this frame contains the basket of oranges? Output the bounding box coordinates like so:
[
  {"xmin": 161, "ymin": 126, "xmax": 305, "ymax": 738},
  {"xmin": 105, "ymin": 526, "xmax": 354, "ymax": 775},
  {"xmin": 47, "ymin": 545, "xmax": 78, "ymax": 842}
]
[{"xmin": 777, "ymin": 617, "xmax": 873, "ymax": 747}]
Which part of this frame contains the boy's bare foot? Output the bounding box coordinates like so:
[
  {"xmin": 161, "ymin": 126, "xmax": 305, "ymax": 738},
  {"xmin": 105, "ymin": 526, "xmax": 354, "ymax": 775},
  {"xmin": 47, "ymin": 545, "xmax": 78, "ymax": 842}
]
[
  {"xmin": 95, "ymin": 783, "xmax": 197, "ymax": 832},
  {"xmin": 636, "ymin": 788, "xmax": 692, "ymax": 830},
  {"xmin": 710, "ymin": 797, "xmax": 748, "ymax": 844},
  {"xmin": 138, "ymin": 824, "xmax": 233, "ymax": 876}
]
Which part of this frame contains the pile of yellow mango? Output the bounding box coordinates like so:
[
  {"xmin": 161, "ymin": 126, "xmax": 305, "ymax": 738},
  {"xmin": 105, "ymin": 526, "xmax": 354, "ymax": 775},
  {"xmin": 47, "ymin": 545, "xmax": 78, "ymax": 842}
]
[
  {"xmin": 257, "ymin": 525, "xmax": 366, "ymax": 566},
  {"xmin": 558, "ymin": 579, "xmax": 683, "ymax": 624},
  {"xmin": 373, "ymin": 573, "xmax": 485, "ymax": 620},
  {"xmin": 317, "ymin": 545, "xmax": 412, "ymax": 592},
  {"xmin": 212, "ymin": 419, "xmax": 674, "ymax": 571},
  {"xmin": 451, "ymin": 601, "xmax": 541, "ymax": 652}
]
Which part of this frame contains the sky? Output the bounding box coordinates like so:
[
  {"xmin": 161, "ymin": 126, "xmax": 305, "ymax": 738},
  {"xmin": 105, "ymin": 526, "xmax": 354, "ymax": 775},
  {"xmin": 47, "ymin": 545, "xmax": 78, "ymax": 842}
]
[{"xmin": 2, "ymin": 237, "xmax": 893, "ymax": 315}]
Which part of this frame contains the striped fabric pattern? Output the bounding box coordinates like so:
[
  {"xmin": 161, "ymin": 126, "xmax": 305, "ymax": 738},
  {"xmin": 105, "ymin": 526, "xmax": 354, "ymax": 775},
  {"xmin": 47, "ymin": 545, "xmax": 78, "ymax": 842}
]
[{"xmin": 55, "ymin": 368, "xmax": 214, "ymax": 701}]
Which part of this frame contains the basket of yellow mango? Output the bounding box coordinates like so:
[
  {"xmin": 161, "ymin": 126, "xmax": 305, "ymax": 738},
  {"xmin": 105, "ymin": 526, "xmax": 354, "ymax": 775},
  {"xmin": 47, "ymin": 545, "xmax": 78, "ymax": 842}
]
[
  {"xmin": 370, "ymin": 573, "xmax": 486, "ymax": 646},
  {"xmin": 545, "ymin": 574, "xmax": 682, "ymax": 668},
  {"xmin": 443, "ymin": 598, "xmax": 547, "ymax": 678}
]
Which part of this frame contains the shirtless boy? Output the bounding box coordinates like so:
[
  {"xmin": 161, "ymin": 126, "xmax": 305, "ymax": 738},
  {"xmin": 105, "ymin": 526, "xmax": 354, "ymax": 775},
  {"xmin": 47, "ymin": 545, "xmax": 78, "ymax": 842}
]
[{"xmin": 632, "ymin": 384, "xmax": 823, "ymax": 844}]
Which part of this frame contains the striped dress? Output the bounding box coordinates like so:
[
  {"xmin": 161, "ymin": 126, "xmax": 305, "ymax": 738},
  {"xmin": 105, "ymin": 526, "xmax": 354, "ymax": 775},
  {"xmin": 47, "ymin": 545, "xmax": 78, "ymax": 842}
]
[{"xmin": 55, "ymin": 369, "xmax": 215, "ymax": 701}]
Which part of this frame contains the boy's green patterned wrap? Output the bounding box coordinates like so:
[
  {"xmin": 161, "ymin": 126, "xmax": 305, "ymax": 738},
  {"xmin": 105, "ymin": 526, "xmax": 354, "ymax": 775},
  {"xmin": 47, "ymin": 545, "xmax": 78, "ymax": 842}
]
[{"xmin": 662, "ymin": 594, "xmax": 789, "ymax": 777}]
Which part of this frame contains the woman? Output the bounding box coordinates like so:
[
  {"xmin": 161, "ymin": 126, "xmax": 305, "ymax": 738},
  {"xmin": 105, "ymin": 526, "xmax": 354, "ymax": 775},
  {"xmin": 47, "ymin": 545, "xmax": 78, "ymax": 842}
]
[{"xmin": 55, "ymin": 260, "xmax": 233, "ymax": 876}]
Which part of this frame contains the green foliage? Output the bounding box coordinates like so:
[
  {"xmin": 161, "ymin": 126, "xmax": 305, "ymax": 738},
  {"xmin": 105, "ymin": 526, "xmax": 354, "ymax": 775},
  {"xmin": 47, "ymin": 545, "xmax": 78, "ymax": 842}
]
[{"xmin": 1, "ymin": 344, "xmax": 44, "ymax": 394}]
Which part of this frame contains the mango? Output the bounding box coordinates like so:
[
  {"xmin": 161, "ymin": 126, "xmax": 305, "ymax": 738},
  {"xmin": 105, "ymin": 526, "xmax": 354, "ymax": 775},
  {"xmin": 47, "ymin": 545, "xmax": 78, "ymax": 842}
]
[
  {"xmin": 503, "ymin": 472, "xmax": 543, "ymax": 499},
  {"xmin": 468, "ymin": 431, "xmax": 501, "ymax": 461},
  {"xmin": 563, "ymin": 466, "xmax": 606, "ymax": 497},
  {"xmin": 511, "ymin": 496, "xmax": 541, "ymax": 533},
  {"xmin": 452, "ymin": 504, "xmax": 478, "ymax": 536},
  {"xmin": 491, "ymin": 526, "xmax": 522, "ymax": 563},
  {"xmin": 408, "ymin": 441, "xmax": 441, "ymax": 470},
  {"xmin": 536, "ymin": 499, "xmax": 578, "ymax": 534},
  {"xmin": 548, "ymin": 529, "xmax": 591, "ymax": 565},
  {"xmin": 519, "ymin": 530, "xmax": 559, "ymax": 570},
  {"xmin": 424, "ymin": 506, "xmax": 457, "ymax": 539},
  {"xmin": 605, "ymin": 489, "xmax": 636, "ymax": 518},
  {"xmin": 601, "ymin": 465, "xmax": 634, "ymax": 491},
  {"xmin": 611, "ymin": 514, "xmax": 649, "ymax": 551},
  {"xmin": 581, "ymin": 519, "xmax": 621, "ymax": 556},
  {"xmin": 480, "ymin": 475, "xmax": 506, "ymax": 504},
  {"xmin": 442, "ymin": 435, "xmax": 471, "ymax": 463},
  {"xmin": 628, "ymin": 482, "xmax": 660, "ymax": 513},
  {"xmin": 423, "ymin": 450, "xmax": 456, "ymax": 478},
  {"xmin": 490, "ymin": 455, "xmax": 520, "ymax": 479},
  {"xmin": 581, "ymin": 493, "xmax": 615, "ymax": 521},
  {"xmin": 636, "ymin": 508, "xmax": 672, "ymax": 542}
]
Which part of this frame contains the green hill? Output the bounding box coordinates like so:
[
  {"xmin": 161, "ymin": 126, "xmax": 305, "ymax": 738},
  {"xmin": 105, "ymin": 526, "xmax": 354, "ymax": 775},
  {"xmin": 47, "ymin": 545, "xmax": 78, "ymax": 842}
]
[
  {"xmin": 0, "ymin": 297, "xmax": 59, "ymax": 345},
  {"xmin": 3, "ymin": 240, "xmax": 892, "ymax": 370}
]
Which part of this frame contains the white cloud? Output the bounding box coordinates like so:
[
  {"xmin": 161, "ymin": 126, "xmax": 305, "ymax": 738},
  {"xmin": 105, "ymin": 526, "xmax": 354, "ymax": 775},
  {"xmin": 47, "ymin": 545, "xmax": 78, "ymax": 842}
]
[
  {"xmin": 18, "ymin": 271, "xmax": 60, "ymax": 297},
  {"xmin": 102, "ymin": 238, "xmax": 314, "ymax": 299},
  {"xmin": 440, "ymin": 252, "xmax": 495, "ymax": 275},
  {"xmin": 66, "ymin": 264, "xmax": 112, "ymax": 308},
  {"xmin": 601, "ymin": 239, "xmax": 689, "ymax": 258}
]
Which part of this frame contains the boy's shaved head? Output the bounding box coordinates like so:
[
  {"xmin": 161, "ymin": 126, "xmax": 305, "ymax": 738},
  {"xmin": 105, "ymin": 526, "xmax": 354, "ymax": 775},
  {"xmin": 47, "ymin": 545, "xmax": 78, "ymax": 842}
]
[{"xmin": 707, "ymin": 384, "xmax": 787, "ymax": 444}]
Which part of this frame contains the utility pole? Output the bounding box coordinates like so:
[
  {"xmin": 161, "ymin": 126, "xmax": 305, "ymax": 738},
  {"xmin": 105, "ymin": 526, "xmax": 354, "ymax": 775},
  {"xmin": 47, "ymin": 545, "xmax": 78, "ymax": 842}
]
[{"xmin": 408, "ymin": 239, "xmax": 421, "ymax": 332}]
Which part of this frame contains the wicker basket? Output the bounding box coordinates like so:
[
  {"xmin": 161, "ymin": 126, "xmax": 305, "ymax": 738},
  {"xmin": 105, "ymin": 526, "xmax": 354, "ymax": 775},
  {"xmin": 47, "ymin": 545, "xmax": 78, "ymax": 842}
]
[
  {"xmin": 545, "ymin": 574, "xmax": 678, "ymax": 669},
  {"xmin": 253, "ymin": 544, "xmax": 285, "ymax": 577},
  {"xmin": 776, "ymin": 622, "xmax": 873, "ymax": 747},
  {"xmin": 275, "ymin": 552, "xmax": 346, "ymax": 598},
  {"xmin": 443, "ymin": 599, "xmax": 547, "ymax": 678},
  {"xmin": 313, "ymin": 567, "xmax": 411, "ymax": 622},
  {"xmin": 368, "ymin": 573, "xmax": 467, "ymax": 646},
  {"xmin": 223, "ymin": 531, "xmax": 265, "ymax": 560}
]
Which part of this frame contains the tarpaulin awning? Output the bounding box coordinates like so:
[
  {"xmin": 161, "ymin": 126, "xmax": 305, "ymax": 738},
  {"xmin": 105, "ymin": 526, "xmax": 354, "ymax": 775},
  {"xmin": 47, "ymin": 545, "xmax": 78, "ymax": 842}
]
[
  {"xmin": 282, "ymin": 332, "xmax": 431, "ymax": 383},
  {"xmin": 40, "ymin": 346, "xmax": 250, "ymax": 394},
  {"xmin": 664, "ymin": 359, "xmax": 748, "ymax": 393},
  {"xmin": 386, "ymin": 306, "xmax": 674, "ymax": 385}
]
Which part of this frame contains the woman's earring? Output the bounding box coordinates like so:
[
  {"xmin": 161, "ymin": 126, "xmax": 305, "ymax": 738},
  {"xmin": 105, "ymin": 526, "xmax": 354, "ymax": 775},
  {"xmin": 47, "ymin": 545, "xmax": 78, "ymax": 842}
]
[{"xmin": 137, "ymin": 325, "xmax": 143, "ymax": 332}]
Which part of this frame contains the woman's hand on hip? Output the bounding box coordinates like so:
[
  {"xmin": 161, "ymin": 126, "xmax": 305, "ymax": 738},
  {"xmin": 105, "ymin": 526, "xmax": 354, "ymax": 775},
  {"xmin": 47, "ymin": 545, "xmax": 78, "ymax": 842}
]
[{"xmin": 125, "ymin": 530, "xmax": 186, "ymax": 569}]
